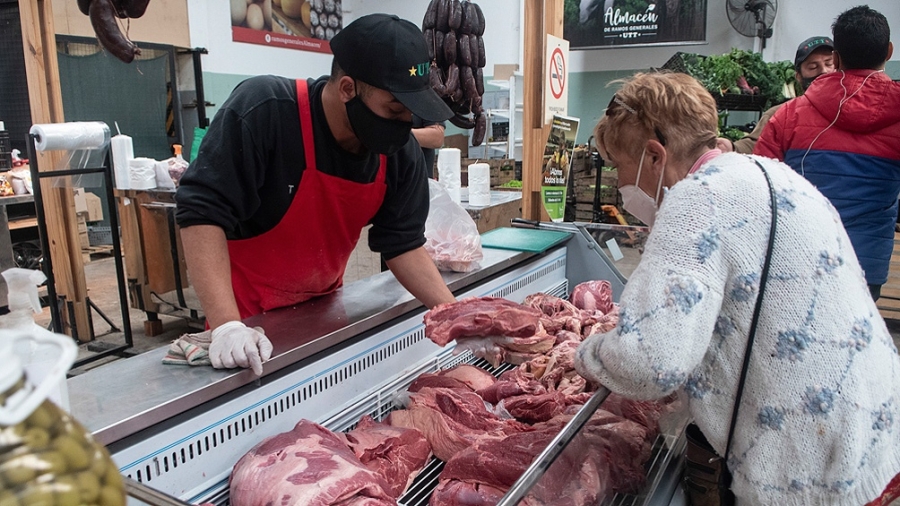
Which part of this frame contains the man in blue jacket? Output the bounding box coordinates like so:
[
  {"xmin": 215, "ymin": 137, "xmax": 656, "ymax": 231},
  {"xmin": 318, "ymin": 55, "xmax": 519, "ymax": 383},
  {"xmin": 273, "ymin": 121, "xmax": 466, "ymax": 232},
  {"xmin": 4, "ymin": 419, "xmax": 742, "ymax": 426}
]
[{"xmin": 755, "ymin": 5, "xmax": 900, "ymax": 300}]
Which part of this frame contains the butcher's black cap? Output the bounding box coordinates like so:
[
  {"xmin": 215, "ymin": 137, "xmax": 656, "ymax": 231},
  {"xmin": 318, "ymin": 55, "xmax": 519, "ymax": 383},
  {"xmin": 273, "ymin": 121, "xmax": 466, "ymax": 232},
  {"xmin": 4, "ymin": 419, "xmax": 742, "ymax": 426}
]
[
  {"xmin": 795, "ymin": 36, "xmax": 834, "ymax": 69},
  {"xmin": 331, "ymin": 14, "xmax": 453, "ymax": 122}
]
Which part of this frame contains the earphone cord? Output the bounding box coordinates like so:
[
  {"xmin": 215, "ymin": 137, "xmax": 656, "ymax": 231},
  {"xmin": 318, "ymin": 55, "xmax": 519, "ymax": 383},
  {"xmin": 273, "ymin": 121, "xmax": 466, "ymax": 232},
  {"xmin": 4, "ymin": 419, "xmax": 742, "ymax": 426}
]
[{"xmin": 800, "ymin": 69, "xmax": 884, "ymax": 176}]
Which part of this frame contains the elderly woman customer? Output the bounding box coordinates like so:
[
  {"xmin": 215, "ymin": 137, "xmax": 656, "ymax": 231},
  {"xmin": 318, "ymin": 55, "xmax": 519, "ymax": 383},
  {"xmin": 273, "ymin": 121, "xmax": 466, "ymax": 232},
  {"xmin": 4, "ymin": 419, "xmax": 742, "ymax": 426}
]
[{"xmin": 574, "ymin": 71, "xmax": 900, "ymax": 505}]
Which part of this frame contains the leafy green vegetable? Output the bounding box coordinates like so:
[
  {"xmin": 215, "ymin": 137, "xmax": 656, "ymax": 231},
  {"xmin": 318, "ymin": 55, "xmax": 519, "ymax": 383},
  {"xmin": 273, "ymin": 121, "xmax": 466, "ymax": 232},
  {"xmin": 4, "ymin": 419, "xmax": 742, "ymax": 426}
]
[
  {"xmin": 500, "ymin": 180, "xmax": 523, "ymax": 188},
  {"xmin": 683, "ymin": 49, "xmax": 796, "ymax": 108}
]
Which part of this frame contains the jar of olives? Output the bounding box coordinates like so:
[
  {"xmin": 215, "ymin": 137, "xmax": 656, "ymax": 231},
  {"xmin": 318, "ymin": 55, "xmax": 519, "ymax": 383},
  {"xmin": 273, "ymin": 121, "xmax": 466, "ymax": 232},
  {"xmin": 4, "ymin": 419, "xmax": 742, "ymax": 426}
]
[{"xmin": 0, "ymin": 330, "xmax": 125, "ymax": 506}]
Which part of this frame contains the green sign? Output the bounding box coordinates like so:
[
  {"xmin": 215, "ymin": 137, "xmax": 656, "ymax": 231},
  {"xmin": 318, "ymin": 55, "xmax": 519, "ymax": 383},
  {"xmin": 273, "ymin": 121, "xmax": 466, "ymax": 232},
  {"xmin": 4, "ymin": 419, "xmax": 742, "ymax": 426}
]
[{"xmin": 541, "ymin": 115, "xmax": 580, "ymax": 222}]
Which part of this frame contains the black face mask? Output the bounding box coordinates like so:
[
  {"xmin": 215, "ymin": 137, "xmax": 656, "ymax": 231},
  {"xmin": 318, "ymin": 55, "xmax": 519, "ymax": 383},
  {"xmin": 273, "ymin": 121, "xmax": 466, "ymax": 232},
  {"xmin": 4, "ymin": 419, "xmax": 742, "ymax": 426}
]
[
  {"xmin": 800, "ymin": 74, "xmax": 820, "ymax": 91},
  {"xmin": 345, "ymin": 94, "xmax": 412, "ymax": 155}
]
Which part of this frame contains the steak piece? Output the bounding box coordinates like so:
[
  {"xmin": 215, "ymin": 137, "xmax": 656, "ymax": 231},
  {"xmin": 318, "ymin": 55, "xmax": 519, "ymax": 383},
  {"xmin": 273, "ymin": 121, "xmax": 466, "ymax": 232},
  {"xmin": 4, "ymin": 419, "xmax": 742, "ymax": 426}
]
[
  {"xmin": 600, "ymin": 393, "xmax": 665, "ymax": 437},
  {"xmin": 570, "ymin": 280, "xmax": 614, "ymax": 313},
  {"xmin": 340, "ymin": 416, "xmax": 431, "ymax": 498},
  {"xmin": 524, "ymin": 293, "xmax": 591, "ymax": 335},
  {"xmin": 229, "ymin": 420, "xmax": 395, "ymax": 506},
  {"xmin": 387, "ymin": 387, "xmax": 527, "ymax": 461},
  {"xmin": 501, "ymin": 391, "xmax": 568, "ymax": 424},
  {"xmin": 431, "ymin": 423, "xmax": 611, "ymax": 506},
  {"xmin": 424, "ymin": 297, "xmax": 542, "ymax": 346},
  {"xmin": 477, "ymin": 369, "xmax": 546, "ymax": 404},
  {"xmin": 538, "ymin": 409, "xmax": 653, "ymax": 494}
]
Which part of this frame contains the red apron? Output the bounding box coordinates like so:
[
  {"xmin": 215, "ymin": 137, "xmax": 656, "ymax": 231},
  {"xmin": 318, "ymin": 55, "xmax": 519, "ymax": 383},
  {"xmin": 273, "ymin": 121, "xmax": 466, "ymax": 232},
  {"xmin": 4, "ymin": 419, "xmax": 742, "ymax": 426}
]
[{"xmin": 226, "ymin": 79, "xmax": 388, "ymax": 318}]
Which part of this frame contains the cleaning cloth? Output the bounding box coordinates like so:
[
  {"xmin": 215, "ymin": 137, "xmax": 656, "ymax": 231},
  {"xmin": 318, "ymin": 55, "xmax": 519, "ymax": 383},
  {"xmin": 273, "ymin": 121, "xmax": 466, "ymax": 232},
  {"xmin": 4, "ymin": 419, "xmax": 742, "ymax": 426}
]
[{"xmin": 162, "ymin": 330, "xmax": 212, "ymax": 366}]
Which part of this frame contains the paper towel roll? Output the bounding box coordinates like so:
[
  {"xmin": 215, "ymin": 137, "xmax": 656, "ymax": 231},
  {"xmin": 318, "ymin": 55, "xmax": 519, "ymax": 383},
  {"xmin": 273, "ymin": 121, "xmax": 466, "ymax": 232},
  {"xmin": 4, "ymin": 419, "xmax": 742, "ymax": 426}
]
[
  {"xmin": 468, "ymin": 162, "xmax": 491, "ymax": 207},
  {"xmin": 129, "ymin": 158, "xmax": 157, "ymax": 190},
  {"xmin": 111, "ymin": 135, "xmax": 134, "ymax": 190},
  {"xmin": 29, "ymin": 122, "xmax": 110, "ymax": 152},
  {"xmin": 437, "ymin": 148, "xmax": 461, "ymax": 204}
]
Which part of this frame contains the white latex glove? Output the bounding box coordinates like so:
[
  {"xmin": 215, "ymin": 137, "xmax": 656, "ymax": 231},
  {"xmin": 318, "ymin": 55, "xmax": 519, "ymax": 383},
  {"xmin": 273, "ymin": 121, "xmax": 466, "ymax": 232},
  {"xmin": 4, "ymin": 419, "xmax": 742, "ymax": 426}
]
[{"xmin": 209, "ymin": 321, "xmax": 273, "ymax": 376}]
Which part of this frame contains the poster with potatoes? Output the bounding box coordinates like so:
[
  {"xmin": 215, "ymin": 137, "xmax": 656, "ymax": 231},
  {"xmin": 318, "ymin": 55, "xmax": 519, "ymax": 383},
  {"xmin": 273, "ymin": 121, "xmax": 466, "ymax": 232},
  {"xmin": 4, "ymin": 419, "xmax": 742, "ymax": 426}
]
[{"xmin": 231, "ymin": 0, "xmax": 341, "ymax": 53}]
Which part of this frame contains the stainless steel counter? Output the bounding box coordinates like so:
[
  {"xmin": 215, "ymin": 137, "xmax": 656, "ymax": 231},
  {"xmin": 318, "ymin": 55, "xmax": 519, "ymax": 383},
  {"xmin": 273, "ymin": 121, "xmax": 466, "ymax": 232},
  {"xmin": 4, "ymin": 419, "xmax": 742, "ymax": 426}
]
[{"xmin": 68, "ymin": 247, "xmax": 539, "ymax": 445}]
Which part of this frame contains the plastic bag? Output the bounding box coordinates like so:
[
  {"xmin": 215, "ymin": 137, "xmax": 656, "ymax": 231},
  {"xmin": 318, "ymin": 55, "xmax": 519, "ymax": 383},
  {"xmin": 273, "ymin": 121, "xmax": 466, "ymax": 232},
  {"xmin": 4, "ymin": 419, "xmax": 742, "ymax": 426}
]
[{"xmin": 424, "ymin": 178, "xmax": 483, "ymax": 272}]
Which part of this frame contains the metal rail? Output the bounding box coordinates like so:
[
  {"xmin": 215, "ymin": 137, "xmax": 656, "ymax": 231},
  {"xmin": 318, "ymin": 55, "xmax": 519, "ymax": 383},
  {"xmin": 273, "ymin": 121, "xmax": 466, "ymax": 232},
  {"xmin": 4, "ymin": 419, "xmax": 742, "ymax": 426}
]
[
  {"xmin": 124, "ymin": 477, "xmax": 193, "ymax": 506},
  {"xmin": 497, "ymin": 386, "xmax": 611, "ymax": 506}
]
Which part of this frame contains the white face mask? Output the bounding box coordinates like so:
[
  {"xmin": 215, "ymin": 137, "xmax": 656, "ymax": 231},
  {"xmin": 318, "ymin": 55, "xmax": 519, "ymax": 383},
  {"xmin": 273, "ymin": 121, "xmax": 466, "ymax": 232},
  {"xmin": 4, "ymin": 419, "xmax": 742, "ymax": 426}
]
[{"xmin": 618, "ymin": 147, "xmax": 665, "ymax": 227}]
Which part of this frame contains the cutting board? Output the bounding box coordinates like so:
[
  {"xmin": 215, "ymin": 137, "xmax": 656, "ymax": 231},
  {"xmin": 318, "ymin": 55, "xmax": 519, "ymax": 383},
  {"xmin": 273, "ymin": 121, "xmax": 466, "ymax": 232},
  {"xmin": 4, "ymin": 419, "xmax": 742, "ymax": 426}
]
[{"xmin": 480, "ymin": 227, "xmax": 572, "ymax": 253}]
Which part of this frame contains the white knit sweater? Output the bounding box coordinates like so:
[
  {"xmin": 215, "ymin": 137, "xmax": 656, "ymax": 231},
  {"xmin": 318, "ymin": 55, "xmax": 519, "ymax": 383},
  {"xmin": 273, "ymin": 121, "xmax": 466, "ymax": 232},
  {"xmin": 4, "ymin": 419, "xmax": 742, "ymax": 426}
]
[{"xmin": 575, "ymin": 153, "xmax": 900, "ymax": 506}]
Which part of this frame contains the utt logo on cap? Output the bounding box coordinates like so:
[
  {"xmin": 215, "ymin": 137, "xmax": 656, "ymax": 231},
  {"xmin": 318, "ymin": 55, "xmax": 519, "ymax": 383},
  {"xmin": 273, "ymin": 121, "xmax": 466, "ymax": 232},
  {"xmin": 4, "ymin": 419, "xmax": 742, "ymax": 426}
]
[{"xmin": 409, "ymin": 62, "xmax": 430, "ymax": 77}]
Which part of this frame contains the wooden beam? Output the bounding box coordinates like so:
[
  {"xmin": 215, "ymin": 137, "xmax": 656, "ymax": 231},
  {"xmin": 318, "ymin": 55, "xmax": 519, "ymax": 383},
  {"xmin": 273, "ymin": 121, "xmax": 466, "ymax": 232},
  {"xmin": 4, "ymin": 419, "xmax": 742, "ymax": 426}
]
[
  {"xmin": 521, "ymin": 0, "xmax": 563, "ymax": 221},
  {"xmin": 19, "ymin": 0, "xmax": 91, "ymax": 341}
]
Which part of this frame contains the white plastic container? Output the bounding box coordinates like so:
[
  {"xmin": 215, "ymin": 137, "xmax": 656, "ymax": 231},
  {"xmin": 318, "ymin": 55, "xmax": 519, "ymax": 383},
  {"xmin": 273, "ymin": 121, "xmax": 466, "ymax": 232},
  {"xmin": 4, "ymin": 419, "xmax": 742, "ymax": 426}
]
[{"xmin": 0, "ymin": 268, "xmax": 71, "ymax": 410}]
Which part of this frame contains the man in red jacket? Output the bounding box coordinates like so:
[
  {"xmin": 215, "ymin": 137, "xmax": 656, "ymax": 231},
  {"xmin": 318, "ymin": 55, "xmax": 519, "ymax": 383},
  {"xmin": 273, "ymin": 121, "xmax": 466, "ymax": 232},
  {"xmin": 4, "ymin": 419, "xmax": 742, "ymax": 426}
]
[{"xmin": 754, "ymin": 5, "xmax": 900, "ymax": 300}]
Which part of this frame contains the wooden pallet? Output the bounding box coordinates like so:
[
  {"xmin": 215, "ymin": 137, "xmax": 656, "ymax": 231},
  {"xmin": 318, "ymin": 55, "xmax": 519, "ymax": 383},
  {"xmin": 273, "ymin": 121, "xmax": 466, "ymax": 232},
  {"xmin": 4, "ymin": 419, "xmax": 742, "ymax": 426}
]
[{"xmin": 82, "ymin": 245, "xmax": 114, "ymax": 260}]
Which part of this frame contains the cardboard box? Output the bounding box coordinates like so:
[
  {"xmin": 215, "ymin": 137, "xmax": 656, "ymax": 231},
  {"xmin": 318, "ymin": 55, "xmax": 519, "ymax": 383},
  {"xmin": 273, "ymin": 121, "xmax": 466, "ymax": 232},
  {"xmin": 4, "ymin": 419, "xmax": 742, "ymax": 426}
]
[
  {"xmin": 84, "ymin": 192, "xmax": 104, "ymax": 222},
  {"xmin": 73, "ymin": 188, "xmax": 87, "ymax": 214},
  {"xmin": 493, "ymin": 64, "xmax": 519, "ymax": 82},
  {"xmin": 443, "ymin": 134, "xmax": 469, "ymax": 158},
  {"xmin": 76, "ymin": 214, "xmax": 89, "ymax": 250}
]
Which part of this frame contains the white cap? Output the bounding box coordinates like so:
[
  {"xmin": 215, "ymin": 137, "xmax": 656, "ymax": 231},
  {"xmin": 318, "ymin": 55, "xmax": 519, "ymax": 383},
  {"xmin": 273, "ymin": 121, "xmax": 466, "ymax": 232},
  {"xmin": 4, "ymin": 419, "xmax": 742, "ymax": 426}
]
[{"xmin": 0, "ymin": 329, "xmax": 76, "ymax": 425}]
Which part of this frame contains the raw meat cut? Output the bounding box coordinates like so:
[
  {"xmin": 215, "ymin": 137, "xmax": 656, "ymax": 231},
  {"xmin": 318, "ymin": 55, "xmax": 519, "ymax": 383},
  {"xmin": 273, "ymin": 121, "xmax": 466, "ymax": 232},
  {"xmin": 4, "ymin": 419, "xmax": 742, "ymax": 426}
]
[
  {"xmin": 570, "ymin": 280, "xmax": 614, "ymax": 313},
  {"xmin": 500, "ymin": 391, "xmax": 568, "ymax": 423},
  {"xmin": 601, "ymin": 393, "xmax": 665, "ymax": 437},
  {"xmin": 408, "ymin": 365, "xmax": 497, "ymax": 393},
  {"xmin": 424, "ymin": 297, "xmax": 542, "ymax": 346},
  {"xmin": 340, "ymin": 416, "xmax": 431, "ymax": 498},
  {"xmin": 538, "ymin": 409, "xmax": 653, "ymax": 494},
  {"xmin": 583, "ymin": 305, "xmax": 620, "ymax": 337},
  {"xmin": 477, "ymin": 369, "xmax": 546, "ymax": 404},
  {"xmin": 229, "ymin": 420, "xmax": 395, "ymax": 506},
  {"xmin": 524, "ymin": 293, "xmax": 593, "ymax": 335},
  {"xmin": 387, "ymin": 387, "xmax": 527, "ymax": 461},
  {"xmin": 431, "ymin": 422, "xmax": 612, "ymax": 506}
]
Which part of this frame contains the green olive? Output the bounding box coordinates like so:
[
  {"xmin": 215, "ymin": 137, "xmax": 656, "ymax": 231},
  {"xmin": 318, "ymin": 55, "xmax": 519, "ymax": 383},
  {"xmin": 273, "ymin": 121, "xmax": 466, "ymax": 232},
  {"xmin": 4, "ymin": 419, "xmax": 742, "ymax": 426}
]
[
  {"xmin": 37, "ymin": 450, "xmax": 67, "ymax": 476},
  {"xmin": 0, "ymin": 489, "xmax": 19, "ymax": 506},
  {"xmin": 0, "ymin": 425, "xmax": 27, "ymax": 454},
  {"xmin": 25, "ymin": 405, "xmax": 54, "ymax": 431},
  {"xmin": 53, "ymin": 436, "xmax": 89, "ymax": 471},
  {"xmin": 18, "ymin": 484, "xmax": 54, "ymax": 506},
  {"xmin": 104, "ymin": 464, "xmax": 123, "ymax": 489},
  {"xmin": 98, "ymin": 486, "xmax": 125, "ymax": 506},
  {"xmin": 23, "ymin": 428, "xmax": 50, "ymax": 452},
  {"xmin": 1, "ymin": 457, "xmax": 37, "ymax": 487},
  {"xmin": 54, "ymin": 476, "xmax": 81, "ymax": 506},
  {"xmin": 76, "ymin": 471, "xmax": 101, "ymax": 503},
  {"xmin": 89, "ymin": 449, "xmax": 108, "ymax": 477}
]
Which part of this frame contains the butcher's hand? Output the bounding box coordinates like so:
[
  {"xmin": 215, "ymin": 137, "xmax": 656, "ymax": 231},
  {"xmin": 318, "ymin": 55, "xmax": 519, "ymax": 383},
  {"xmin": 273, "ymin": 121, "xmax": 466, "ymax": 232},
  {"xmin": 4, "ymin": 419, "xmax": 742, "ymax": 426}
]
[{"xmin": 209, "ymin": 321, "xmax": 273, "ymax": 376}]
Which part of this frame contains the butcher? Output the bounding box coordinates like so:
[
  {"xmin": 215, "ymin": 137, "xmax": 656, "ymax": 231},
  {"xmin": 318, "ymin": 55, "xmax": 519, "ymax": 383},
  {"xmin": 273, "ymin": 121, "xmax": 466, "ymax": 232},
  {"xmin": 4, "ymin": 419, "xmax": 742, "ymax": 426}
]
[{"xmin": 175, "ymin": 14, "xmax": 456, "ymax": 376}]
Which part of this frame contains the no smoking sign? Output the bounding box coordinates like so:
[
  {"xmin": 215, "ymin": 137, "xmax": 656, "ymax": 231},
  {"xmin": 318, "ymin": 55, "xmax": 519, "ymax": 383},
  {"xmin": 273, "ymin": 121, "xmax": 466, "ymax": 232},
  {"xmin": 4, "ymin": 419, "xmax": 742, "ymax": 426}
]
[{"xmin": 544, "ymin": 35, "xmax": 570, "ymax": 123}]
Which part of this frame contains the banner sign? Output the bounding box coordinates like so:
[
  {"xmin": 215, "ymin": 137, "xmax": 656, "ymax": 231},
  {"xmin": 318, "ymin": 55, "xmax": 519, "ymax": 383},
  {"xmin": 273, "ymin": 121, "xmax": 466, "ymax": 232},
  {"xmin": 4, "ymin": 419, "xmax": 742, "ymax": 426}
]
[
  {"xmin": 541, "ymin": 115, "xmax": 580, "ymax": 222},
  {"xmin": 231, "ymin": 0, "xmax": 341, "ymax": 53},
  {"xmin": 564, "ymin": 0, "xmax": 707, "ymax": 49}
]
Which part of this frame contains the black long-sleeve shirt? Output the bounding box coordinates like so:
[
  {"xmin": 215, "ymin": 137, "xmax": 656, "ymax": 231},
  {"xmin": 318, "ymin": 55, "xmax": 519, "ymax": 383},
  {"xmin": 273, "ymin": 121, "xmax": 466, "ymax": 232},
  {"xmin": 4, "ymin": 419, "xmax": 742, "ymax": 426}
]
[{"xmin": 175, "ymin": 75, "xmax": 429, "ymax": 259}]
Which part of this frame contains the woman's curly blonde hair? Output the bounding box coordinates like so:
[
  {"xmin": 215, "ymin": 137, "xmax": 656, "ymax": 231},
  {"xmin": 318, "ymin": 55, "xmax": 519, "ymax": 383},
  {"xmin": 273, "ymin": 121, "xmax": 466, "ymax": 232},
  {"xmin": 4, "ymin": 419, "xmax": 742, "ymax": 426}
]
[{"xmin": 594, "ymin": 71, "xmax": 718, "ymax": 166}]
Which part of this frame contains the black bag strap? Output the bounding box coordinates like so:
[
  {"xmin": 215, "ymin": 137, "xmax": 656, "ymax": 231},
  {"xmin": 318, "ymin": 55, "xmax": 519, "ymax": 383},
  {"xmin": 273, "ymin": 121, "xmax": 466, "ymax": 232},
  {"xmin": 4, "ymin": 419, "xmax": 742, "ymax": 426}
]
[{"xmin": 723, "ymin": 157, "xmax": 778, "ymax": 464}]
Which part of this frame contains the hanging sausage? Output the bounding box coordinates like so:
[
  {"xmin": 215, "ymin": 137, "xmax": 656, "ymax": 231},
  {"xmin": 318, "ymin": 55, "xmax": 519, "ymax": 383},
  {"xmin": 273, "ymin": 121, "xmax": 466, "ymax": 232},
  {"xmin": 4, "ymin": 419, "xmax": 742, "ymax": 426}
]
[{"xmin": 423, "ymin": 0, "xmax": 487, "ymax": 146}]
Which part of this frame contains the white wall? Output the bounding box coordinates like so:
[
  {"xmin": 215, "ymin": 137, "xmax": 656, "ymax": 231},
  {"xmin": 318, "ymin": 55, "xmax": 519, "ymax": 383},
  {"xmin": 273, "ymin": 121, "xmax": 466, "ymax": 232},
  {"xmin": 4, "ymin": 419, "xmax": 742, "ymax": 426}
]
[
  {"xmin": 765, "ymin": 0, "xmax": 900, "ymax": 64},
  {"xmin": 349, "ymin": 0, "xmax": 523, "ymax": 74},
  {"xmin": 188, "ymin": 0, "xmax": 332, "ymax": 79}
]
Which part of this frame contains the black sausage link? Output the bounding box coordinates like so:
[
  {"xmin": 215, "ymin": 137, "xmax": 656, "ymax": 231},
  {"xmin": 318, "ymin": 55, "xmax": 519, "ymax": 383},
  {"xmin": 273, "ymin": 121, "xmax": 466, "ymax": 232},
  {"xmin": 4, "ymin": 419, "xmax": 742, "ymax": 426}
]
[
  {"xmin": 468, "ymin": 34, "xmax": 479, "ymax": 69},
  {"xmin": 445, "ymin": 63, "xmax": 460, "ymax": 96},
  {"xmin": 425, "ymin": 29, "xmax": 435, "ymax": 60},
  {"xmin": 436, "ymin": 0, "xmax": 450, "ymax": 32},
  {"xmin": 449, "ymin": 112, "xmax": 476, "ymax": 129},
  {"xmin": 471, "ymin": 95, "xmax": 483, "ymax": 115},
  {"xmin": 462, "ymin": 65, "xmax": 478, "ymax": 100},
  {"xmin": 459, "ymin": 0, "xmax": 473, "ymax": 34},
  {"xmin": 423, "ymin": 0, "xmax": 438, "ymax": 29},
  {"xmin": 119, "ymin": 0, "xmax": 150, "ymax": 18},
  {"xmin": 472, "ymin": 114, "xmax": 486, "ymax": 146},
  {"xmin": 473, "ymin": 2, "xmax": 485, "ymax": 36},
  {"xmin": 434, "ymin": 30, "xmax": 445, "ymax": 66},
  {"xmin": 477, "ymin": 35, "xmax": 486, "ymax": 68},
  {"xmin": 443, "ymin": 31, "xmax": 457, "ymax": 69},
  {"xmin": 457, "ymin": 34, "xmax": 471, "ymax": 67},
  {"xmin": 77, "ymin": 0, "xmax": 92, "ymax": 16},
  {"xmin": 451, "ymin": 85, "xmax": 464, "ymax": 103},
  {"xmin": 449, "ymin": 0, "xmax": 462, "ymax": 30},
  {"xmin": 90, "ymin": 0, "xmax": 140, "ymax": 63},
  {"xmin": 430, "ymin": 64, "xmax": 448, "ymax": 96},
  {"xmin": 475, "ymin": 67, "xmax": 484, "ymax": 96}
]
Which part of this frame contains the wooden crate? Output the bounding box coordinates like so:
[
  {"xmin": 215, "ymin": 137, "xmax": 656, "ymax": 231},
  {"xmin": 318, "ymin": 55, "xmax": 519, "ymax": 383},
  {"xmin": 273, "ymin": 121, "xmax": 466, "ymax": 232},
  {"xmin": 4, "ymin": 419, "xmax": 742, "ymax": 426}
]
[{"xmin": 878, "ymin": 231, "xmax": 900, "ymax": 321}]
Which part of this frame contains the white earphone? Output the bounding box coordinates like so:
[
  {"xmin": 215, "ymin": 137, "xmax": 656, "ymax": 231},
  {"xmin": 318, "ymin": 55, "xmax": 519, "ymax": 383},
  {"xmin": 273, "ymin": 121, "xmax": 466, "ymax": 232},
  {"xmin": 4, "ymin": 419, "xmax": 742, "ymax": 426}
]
[{"xmin": 799, "ymin": 69, "xmax": 884, "ymax": 175}]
